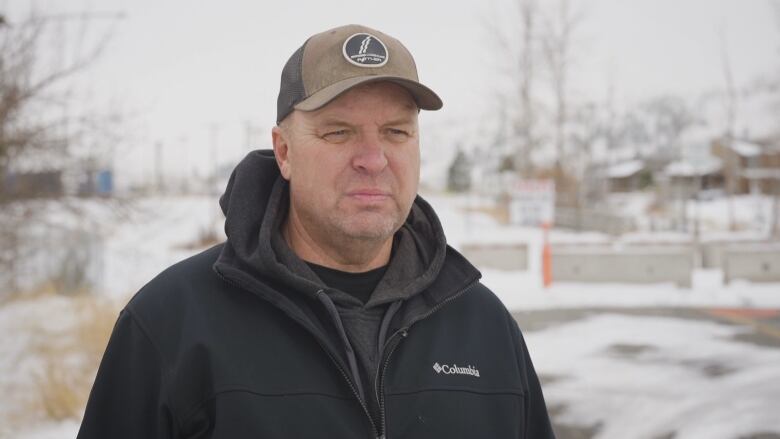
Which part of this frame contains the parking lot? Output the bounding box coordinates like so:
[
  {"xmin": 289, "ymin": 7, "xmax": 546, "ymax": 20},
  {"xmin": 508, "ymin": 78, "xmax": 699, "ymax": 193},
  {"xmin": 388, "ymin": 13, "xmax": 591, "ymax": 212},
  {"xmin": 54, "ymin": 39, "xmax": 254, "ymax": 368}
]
[{"xmin": 512, "ymin": 307, "xmax": 780, "ymax": 439}]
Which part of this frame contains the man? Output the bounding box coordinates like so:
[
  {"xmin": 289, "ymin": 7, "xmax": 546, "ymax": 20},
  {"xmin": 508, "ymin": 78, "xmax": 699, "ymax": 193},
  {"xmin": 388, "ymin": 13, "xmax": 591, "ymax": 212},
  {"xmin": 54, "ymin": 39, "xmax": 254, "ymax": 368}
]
[{"xmin": 78, "ymin": 24, "xmax": 555, "ymax": 439}]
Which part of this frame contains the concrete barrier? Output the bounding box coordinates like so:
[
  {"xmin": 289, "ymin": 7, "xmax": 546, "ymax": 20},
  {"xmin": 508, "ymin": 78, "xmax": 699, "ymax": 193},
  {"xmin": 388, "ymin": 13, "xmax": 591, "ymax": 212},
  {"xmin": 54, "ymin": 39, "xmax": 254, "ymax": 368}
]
[
  {"xmin": 699, "ymin": 240, "xmax": 768, "ymax": 269},
  {"xmin": 461, "ymin": 243, "xmax": 529, "ymax": 271},
  {"xmin": 723, "ymin": 245, "xmax": 780, "ymax": 284},
  {"xmin": 551, "ymin": 247, "xmax": 694, "ymax": 288}
]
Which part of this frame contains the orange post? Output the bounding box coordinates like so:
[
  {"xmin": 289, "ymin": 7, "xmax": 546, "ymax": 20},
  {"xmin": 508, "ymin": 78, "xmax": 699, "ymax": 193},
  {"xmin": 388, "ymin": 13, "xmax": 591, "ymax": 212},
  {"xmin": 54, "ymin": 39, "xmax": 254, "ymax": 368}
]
[{"xmin": 542, "ymin": 221, "xmax": 552, "ymax": 288}]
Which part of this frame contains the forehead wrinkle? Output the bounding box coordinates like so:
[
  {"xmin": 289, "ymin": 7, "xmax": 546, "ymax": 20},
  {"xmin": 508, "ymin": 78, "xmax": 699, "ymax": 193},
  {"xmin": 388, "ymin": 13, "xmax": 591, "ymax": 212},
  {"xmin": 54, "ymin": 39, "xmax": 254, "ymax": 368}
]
[
  {"xmin": 291, "ymin": 83, "xmax": 419, "ymax": 133},
  {"xmin": 306, "ymin": 105, "xmax": 417, "ymax": 130}
]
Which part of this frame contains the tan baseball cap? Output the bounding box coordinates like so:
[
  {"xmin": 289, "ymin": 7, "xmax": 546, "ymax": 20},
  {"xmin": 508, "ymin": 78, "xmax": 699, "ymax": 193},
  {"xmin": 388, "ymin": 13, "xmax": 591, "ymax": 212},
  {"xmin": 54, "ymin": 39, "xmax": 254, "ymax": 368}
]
[{"xmin": 276, "ymin": 24, "xmax": 443, "ymax": 124}]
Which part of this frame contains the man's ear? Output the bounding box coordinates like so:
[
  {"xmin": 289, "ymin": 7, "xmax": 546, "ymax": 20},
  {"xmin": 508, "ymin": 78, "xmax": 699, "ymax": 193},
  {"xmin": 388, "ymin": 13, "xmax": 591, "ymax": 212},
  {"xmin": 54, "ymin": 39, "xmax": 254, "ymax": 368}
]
[{"xmin": 272, "ymin": 125, "xmax": 292, "ymax": 181}]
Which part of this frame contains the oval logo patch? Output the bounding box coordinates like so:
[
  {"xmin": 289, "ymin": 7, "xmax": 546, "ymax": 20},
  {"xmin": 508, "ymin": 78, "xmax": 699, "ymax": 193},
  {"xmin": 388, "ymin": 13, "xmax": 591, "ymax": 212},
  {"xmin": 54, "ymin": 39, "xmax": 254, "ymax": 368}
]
[{"xmin": 342, "ymin": 33, "xmax": 389, "ymax": 68}]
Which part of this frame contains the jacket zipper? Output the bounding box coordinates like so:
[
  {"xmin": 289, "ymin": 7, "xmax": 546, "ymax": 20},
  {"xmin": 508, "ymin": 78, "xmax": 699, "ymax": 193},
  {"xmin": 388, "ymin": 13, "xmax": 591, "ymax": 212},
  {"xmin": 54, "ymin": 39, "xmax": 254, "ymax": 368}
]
[
  {"xmin": 311, "ymin": 331, "xmax": 380, "ymax": 438},
  {"xmin": 374, "ymin": 279, "xmax": 479, "ymax": 439},
  {"xmin": 215, "ymin": 268, "xmax": 380, "ymax": 438}
]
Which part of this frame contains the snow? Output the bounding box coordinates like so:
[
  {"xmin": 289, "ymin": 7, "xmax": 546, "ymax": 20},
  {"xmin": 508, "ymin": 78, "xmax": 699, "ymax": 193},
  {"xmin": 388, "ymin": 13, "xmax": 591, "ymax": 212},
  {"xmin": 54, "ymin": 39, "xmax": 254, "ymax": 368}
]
[
  {"xmin": 97, "ymin": 195, "xmax": 224, "ymax": 298},
  {"xmin": 606, "ymin": 160, "xmax": 644, "ymax": 178},
  {"xmin": 6, "ymin": 421, "xmax": 80, "ymax": 439},
  {"xmin": 665, "ymin": 156, "xmax": 723, "ymax": 177},
  {"xmin": 0, "ymin": 295, "xmax": 97, "ymax": 439},
  {"xmin": 525, "ymin": 314, "xmax": 780, "ymax": 438},
  {"xmin": 486, "ymin": 269, "xmax": 780, "ymax": 311},
  {"xmin": 730, "ymin": 139, "xmax": 763, "ymax": 157},
  {"xmin": 2, "ymin": 191, "xmax": 779, "ymax": 438}
]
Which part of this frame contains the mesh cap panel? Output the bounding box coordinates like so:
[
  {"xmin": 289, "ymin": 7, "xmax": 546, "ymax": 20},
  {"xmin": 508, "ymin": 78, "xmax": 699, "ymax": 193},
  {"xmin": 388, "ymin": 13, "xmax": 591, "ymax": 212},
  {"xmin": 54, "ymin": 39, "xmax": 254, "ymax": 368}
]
[{"xmin": 276, "ymin": 42, "xmax": 307, "ymax": 124}]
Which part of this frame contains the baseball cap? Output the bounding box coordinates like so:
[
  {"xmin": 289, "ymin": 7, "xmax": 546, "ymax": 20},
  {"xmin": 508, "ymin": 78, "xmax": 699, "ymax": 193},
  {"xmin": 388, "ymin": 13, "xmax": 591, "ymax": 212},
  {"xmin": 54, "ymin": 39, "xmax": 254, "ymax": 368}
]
[{"xmin": 276, "ymin": 24, "xmax": 443, "ymax": 124}]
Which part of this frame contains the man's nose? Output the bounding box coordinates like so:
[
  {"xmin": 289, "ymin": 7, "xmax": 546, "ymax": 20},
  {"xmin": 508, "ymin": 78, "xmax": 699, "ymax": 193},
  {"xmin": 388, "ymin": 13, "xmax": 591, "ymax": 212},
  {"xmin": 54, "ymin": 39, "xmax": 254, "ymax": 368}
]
[{"xmin": 352, "ymin": 132, "xmax": 388, "ymax": 174}]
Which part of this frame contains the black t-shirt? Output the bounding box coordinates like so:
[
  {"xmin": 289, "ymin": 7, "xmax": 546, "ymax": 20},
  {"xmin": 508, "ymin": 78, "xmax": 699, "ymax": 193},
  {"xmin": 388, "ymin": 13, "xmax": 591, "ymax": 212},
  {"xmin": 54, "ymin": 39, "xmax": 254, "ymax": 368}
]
[{"xmin": 306, "ymin": 262, "xmax": 388, "ymax": 304}]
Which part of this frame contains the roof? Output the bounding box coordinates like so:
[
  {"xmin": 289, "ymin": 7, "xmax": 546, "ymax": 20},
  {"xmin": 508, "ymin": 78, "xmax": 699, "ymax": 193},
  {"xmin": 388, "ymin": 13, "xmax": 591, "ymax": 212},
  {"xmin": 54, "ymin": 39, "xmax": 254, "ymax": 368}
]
[
  {"xmin": 607, "ymin": 160, "xmax": 645, "ymax": 178},
  {"xmin": 665, "ymin": 156, "xmax": 723, "ymax": 177},
  {"xmin": 730, "ymin": 139, "xmax": 762, "ymax": 157}
]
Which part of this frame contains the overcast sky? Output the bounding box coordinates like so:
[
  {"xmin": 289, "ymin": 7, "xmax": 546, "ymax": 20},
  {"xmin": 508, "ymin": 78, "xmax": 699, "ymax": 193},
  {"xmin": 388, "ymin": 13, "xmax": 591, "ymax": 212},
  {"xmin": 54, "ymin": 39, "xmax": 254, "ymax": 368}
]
[{"xmin": 4, "ymin": 0, "xmax": 779, "ymax": 187}]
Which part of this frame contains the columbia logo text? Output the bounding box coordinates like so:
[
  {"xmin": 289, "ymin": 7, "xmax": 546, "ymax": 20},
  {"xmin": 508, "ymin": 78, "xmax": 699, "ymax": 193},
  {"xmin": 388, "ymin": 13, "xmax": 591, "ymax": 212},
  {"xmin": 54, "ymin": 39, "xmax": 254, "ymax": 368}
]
[{"xmin": 432, "ymin": 362, "xmax": 480, "ymax": 378}]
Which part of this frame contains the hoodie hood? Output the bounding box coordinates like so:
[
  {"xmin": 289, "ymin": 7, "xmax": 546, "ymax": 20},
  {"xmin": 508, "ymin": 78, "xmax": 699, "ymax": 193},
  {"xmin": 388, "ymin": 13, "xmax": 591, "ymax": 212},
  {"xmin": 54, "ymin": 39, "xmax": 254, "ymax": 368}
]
[
  {"xmin": 213, "ymin": 149, "xmax": 482, "ymax": 423},
  {"xmin": 215, "ymin": 149, "xmax": 465, "ymax": 309}
]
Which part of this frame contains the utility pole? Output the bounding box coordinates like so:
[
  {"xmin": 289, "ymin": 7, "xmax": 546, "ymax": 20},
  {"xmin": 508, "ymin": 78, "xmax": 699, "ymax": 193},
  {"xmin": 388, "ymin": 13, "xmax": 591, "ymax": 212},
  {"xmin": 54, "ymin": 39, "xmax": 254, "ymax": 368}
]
[
  {"xmin": 209, "ymin": 124, "xmax": 220, "ymax": 195},
  {"xmin": 155, "ymin": 141, "xmax": 163, "ymax": 194}
]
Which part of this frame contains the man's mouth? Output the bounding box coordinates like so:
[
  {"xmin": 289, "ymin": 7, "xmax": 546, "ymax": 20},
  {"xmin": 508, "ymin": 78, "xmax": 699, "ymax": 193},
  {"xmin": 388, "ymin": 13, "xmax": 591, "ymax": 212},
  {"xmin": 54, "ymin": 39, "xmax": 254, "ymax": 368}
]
[{"xmin": 347, "ymin": 189, "xmax": 391, "ymax": 202}]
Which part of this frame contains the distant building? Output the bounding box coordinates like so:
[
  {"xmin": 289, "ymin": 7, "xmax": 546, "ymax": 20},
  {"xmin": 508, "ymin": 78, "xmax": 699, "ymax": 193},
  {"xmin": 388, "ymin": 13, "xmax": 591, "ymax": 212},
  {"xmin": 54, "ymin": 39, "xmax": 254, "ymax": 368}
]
[
  {"xmin": 76, "ymin": 168, "xmax": 114, "ymax": 196},
  {"xmin": 606, "ymin": 160, "xmax": 649, "ymax": 192},
  {"xmin": 2, "ymin": 156, "xmax": 114, "ymax": 199},
  {"xmin": 1, "ymin": 170, "xmax": 64, "ymax": 199},
  {"xmin": 663, "ymin": 154, "xmax": 724, "ymax": 199},
  {"xmin": 712, "ymin": 138, "xmax": 780, "ymax": 194}
]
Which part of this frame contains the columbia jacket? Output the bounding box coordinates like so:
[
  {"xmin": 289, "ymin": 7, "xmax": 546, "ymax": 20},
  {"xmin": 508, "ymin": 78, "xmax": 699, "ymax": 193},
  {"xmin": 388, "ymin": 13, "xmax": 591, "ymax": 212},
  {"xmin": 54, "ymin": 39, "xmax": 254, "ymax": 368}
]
[{"xmin": 78, "ymin": 150, "xmax": 555, "ymax": 439}]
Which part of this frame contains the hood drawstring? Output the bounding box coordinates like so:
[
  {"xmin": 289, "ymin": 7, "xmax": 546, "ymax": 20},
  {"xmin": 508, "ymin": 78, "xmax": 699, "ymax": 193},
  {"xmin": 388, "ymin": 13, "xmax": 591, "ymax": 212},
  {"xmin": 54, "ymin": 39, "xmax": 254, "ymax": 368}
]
[
  {"xmin": 376, "ymin": 300, "xmax": 404, "ymax": 359},
  {"xmin": 316, "ymin": 289, "xmax": 366, "ymax": 402}
]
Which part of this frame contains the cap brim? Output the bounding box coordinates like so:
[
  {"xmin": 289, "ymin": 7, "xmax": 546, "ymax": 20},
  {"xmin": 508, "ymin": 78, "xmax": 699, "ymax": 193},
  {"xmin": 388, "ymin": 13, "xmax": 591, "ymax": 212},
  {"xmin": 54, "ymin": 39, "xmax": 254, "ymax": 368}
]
[{"xmin": 294, "ymin": 75, "xmax": 443, "ymax": 113}]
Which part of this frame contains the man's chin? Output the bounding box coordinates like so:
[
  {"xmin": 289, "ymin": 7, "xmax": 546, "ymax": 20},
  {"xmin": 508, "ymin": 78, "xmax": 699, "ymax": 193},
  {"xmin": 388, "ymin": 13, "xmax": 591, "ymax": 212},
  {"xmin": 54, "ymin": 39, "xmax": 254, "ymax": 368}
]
[{"xmin": 335, "ymin": 214, "xmax": 401, "ymax": 241}]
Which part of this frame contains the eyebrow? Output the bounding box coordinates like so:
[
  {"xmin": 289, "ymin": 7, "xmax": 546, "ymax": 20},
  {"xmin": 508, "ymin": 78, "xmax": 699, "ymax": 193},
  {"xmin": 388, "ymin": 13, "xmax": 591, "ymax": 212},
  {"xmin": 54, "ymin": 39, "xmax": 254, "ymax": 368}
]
[
  {"xmin": 382, "ymin": 116, "xmax": 417, "ymax": 127},
  {"xmin": 313, "ymin": 115, "xmax": 417, "ymax": 128},
  {"xmin": 315, "ymin": 118, "xmax": 354, "ymax": 128}
]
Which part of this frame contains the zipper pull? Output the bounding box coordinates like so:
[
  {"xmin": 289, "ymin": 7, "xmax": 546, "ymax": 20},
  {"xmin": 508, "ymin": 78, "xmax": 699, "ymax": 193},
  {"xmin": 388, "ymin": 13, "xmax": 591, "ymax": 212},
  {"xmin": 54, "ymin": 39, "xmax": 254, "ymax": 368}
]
[{"xmin": 400, "ymin": 328, "xmax": 408, "ymax": 338}]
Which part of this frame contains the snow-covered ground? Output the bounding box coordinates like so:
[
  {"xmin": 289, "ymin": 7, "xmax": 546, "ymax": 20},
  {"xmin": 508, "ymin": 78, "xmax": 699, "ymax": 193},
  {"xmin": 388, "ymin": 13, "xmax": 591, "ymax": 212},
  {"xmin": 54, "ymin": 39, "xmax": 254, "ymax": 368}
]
[
  {"xmin": 430, "ymin": 193, "xmax": 780, "ymax": 438},
  {"xmin": 527, "ymin": 313, "xmax": 780, "ymax": 439},
  {"xmin": 1, "ymin": 192, "xmax": 778, "ymax": 438},
  {"xmin": 96, "ymin": 195, "xmax": 225, "ymax": 298}
]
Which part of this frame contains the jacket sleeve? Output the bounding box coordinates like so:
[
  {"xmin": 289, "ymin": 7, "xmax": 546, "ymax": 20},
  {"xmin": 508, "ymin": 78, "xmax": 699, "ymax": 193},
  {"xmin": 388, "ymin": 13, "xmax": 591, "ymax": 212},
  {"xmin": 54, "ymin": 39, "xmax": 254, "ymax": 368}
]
[
  {"xmin": 77, "ymin": 309, "xmax": 178, "ymax": 439},
  {"xmin": 510, "ymin": 318, "xmax": 557, "ymax": 439}
]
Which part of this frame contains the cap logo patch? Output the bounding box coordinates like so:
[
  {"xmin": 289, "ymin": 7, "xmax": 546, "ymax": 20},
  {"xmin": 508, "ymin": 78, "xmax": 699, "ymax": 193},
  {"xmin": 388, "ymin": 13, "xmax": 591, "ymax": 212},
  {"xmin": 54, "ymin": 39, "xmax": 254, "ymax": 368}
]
[{"xmin": 342, "ymin": 33, "xmax": 389, "ymax": 68}]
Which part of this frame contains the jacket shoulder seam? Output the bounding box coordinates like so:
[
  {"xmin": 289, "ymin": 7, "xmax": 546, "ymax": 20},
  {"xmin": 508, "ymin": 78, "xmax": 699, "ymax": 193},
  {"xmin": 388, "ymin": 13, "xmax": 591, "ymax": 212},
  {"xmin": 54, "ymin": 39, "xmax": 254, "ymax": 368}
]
[{"xmin": 123, "ymin": 307, "xmax": 185, "ymax": 433}]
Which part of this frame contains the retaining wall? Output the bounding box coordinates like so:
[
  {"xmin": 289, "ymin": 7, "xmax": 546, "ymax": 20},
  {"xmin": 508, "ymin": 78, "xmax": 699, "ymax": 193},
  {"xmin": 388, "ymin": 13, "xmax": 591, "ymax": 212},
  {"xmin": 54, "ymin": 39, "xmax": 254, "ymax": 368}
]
[
  {"xmin": 723, "ymin": 245, "xmax": 780, "ymax": 284},
  {"xmin": 551, "ymin": 247, "xmax": 694, "ymax": 288},
  {"xmin": 460, "ymin": 243, "xmax": 529, "ymax": 271}
]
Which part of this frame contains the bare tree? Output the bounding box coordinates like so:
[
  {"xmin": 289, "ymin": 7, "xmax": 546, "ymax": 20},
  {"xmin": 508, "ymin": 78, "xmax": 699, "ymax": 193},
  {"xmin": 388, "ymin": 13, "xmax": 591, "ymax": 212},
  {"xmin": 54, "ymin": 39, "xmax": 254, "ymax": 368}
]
[
  {"xmin": 540, "ymin": 0, "xmax": 585, "ymax": 176},
  {"xmin": 639, "ymin": 95, "xmax": 697, "ymax": 159},
  {"xmin": 483, "ymin": 0, "xmax": 544, "ymax": 177},
  {"xmin": 771, "ymin": 0, "xmax": 780, "ymax": 237},
  {"xmin": 718, "ymin": 26, "xmax": 739, "ymax": 231},
  {"xmin": 513, "ymin": 0, "xmax": 540, "ymax": 176},
  {"xmin": 0, "ymin": 10, "xmax": 123, "ymax": 295}
]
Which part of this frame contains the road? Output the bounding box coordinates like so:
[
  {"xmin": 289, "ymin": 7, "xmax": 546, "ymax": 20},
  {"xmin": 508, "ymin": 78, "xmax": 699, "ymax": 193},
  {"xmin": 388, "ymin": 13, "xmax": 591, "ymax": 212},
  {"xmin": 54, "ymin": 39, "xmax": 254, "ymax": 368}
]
[{"xmin": 511, "ymin": 307, "xmax": 780, "ymax": 439}]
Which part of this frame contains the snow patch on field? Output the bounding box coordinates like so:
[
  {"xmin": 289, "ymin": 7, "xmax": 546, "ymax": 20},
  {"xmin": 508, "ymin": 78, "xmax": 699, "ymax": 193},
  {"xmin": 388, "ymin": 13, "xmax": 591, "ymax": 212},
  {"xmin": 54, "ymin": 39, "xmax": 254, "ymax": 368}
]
[
  {"xmin": 526, "ymin": 314, "xmax": 780, "ymax": 439},
  {"xmin": 484, "ymin": 269, "xmax": 780, "ymax": 311}
]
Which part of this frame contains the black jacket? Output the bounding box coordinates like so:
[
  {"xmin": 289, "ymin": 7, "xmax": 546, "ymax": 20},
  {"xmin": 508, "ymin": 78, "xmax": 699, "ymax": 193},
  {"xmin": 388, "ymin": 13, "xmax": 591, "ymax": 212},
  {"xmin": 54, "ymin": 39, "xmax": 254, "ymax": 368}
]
[{"xmin": 78, "ymin": 151, "xmax": 555, "ymax": 439}]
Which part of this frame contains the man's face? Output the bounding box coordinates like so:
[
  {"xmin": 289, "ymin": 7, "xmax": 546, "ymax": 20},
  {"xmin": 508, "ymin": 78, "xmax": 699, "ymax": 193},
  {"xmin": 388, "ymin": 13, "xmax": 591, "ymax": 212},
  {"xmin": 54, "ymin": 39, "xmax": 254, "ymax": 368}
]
[{"xmin": 273, "ymin": 82, "xmax": 420, "ymax": 246}]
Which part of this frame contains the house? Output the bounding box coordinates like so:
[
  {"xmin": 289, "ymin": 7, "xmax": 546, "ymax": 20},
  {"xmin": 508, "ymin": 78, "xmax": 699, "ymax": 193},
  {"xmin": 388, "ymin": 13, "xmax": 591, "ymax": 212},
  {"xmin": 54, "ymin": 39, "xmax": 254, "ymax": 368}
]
[
  {"xmin": 663, "ymin": 155, "xmax": 724, "ymax": 199},
  {"xmin": 712, "ymin": 138, "xmax": 780, "ymax": 194},
  {"xmin": 606, "ymin": 159, "xmax": 648, "ymax": 192}
]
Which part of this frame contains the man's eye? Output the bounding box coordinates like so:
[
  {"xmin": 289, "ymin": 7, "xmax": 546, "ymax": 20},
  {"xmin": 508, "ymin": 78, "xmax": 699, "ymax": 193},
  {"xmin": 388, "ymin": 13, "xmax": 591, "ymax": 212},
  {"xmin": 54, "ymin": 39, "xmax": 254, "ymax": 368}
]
[
  {"xmin": 322, "ymin": 130, "xmax": 350, "ymax": 142},
  {"xmin": 386, "ymin": 128, "xmax": 410, "ymax": 141}
]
